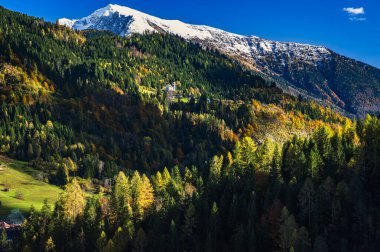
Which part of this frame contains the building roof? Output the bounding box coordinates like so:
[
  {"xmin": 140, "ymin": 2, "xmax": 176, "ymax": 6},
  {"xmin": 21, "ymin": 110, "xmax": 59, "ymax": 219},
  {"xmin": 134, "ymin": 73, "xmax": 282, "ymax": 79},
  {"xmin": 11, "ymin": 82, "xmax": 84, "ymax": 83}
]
[{"xmin": 0, "ymin": 222, "xmax": 10, "ymax": 229}]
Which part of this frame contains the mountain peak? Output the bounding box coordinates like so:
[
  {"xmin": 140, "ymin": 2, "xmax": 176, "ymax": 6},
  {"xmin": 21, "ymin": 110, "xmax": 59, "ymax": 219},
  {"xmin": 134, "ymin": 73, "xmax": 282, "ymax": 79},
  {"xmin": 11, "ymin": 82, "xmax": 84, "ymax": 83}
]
[
  {"xmin": 95, "ymin": 3, "xmax": 145, "ymax": 17},
  {"xmin": 57, "ymin": 3, "xmax": 332, "ymax": 80},
  {"xmin": 57, "ymin": 4, "xmax": 332, "ymax": 68},
  {"xmin": 58, "ymin": 4, "xmax": 327, "ymax": 49}
]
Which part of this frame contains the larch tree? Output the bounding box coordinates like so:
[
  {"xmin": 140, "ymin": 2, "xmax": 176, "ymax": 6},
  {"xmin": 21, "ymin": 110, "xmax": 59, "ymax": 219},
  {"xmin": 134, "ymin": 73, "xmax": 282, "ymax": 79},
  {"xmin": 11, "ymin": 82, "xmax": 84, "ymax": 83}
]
[
  {"xmin": 60, "ymin": 178, "xmax": 86, "ymax": 221},
  {"xmin": 131, "ymin": 172, "xmax": 154, "ymax": 219}
]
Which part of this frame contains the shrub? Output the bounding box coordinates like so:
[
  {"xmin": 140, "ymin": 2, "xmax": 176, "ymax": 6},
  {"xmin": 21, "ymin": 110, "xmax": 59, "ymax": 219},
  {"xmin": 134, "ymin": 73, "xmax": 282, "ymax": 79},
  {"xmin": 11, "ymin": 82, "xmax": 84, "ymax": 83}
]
[{"xmin": 15, "ymin": 191, "xmax": 25, "ymax": 200}]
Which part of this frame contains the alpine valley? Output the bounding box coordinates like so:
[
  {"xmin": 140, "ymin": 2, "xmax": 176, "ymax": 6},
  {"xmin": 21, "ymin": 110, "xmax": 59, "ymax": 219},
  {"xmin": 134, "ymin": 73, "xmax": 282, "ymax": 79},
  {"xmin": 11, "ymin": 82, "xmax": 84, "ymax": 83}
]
[{"xmin": 0, "ymin": 3, "xmax": 380, "ymax": 252}]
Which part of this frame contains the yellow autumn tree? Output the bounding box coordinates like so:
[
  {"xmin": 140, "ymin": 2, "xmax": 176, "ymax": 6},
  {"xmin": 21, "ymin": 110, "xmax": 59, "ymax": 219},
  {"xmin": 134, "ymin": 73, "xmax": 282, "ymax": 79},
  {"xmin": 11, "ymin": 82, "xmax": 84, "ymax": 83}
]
[
  {"xmin": 114, "ymin": 171, "xmax": 131, "ymax": 206},
  {"xmin": 60, "ymin": 178, "xmax": 86, "ymax": 220},
  {"xmin": 131, "ymin": 172, "xmax": 154, "ymax": 219},
  {"xmin": 162, "ymin": 167, "xmax": 171, "ymax": 186},
  {"xmin": 154, "ymin": 171, "xmax": 165, "ymax": 193}
]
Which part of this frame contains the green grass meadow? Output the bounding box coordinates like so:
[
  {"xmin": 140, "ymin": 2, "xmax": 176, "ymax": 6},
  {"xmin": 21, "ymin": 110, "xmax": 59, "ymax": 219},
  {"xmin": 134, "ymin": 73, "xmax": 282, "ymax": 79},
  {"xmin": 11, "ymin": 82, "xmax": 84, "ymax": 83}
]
[{"xmin": 0, "ymin": 156, "xmax": 62, "ymax": 217}]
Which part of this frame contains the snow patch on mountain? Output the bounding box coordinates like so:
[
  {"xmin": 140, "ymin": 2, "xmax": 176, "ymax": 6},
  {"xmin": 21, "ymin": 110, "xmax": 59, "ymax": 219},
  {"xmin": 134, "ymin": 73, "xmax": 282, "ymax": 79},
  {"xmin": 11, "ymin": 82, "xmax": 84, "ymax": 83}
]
[{"xmin": 58, "ymin": 18, "xmax": 76, "ymax": 28}]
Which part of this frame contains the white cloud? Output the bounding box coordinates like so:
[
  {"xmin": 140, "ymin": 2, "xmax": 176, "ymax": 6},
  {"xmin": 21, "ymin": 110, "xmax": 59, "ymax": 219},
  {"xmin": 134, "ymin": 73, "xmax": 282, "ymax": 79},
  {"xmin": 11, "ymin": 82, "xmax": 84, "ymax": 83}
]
[
  {"xmin": 343, "ymin": 7, "xmax": 366, "ymax": 21},
  {"xmin": 343, "ymin": 7, "xmax": 365, "ymax": 15}
]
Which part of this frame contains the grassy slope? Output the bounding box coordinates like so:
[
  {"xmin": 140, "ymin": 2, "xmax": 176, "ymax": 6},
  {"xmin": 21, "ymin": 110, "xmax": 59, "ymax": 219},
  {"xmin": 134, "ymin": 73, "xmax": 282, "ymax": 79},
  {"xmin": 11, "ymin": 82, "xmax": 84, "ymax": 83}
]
[{"xmin": 0, "ymin": 156, "xmax": 62, "ymax": 217}]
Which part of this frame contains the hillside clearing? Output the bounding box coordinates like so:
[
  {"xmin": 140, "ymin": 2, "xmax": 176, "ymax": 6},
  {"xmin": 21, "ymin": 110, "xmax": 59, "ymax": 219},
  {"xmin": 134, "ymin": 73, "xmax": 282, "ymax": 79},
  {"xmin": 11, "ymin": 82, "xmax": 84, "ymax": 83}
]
[{"xmin": 0, "ymin": 156, "xmax": 62, "ymax": 217}]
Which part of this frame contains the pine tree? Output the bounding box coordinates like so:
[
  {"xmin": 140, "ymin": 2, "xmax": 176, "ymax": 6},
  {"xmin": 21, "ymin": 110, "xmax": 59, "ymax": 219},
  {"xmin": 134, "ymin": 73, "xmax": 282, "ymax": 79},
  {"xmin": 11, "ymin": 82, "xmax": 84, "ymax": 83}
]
[
  {"xmin": 96, "ymin": 231, "xmax": 107, "ymax": 251},
  {"xmin": 241, "ymin": 137, "xmax": 257, "ymax": 168},
  {"xmin": 294, "ymin": 226, "xmax": 311, "ymax": 252},
  {"xmin": 328, "ymin": 133, "xmax": 345, "ymax": 176},
  {"xmin": 113, "ymin": 227, "xmax": 129, "ymax": 252},
  {"xmin": 254, "ymin": 138, "xmax": 275, "ymax": 173},
  {"xmin": 44, "ymin": 237, "xmax": 55, "ymax": 252},
  {"xmin": 282, "ymin": 140, "xmax": 306, "ymax": 183},
  {"xmin": 206, "ymin": 202, "xmax": 220, "ymax": 251},
  {"xmin": 56, "ymin": 163, "xmax": 69, "ymax": 186},
  {"xmin": 75, "ymin": 228, "xmax": 86, "ymax": 252},
  {"xmin": 112, "ymin": 171, "xmax": 132, "ymax": 224},
  {"xmin": 162, "ymin": 167, "xmax": 171, "ymax": 185},
  {"xmin": 209, "ymin": 155, "xmax": 223, "ymax": 184},
  {"xmin": 313, "ymin": 126, "xmax": 332, "ymax": 160},
  {"xmin": 182, "ymin": 203, "xmax": 198, "ymax": 251},
  {"xmin": 167, "ymin": 220, "xmax": 179, "ymax": 251},
  {"xmin": 103, "ymin": 239, "xmax": 115, "ymax": 252},
  {"xmin": 233, "ymin": 225, "xmax": 247, "ymax": 252},
  {"xmin": 307, "ymin": 144, "xmax": 324, "ymax": 181},
  {"xmin": 133, "ymin": 228, "xmax": 147, "ymax": 252},
  {"xmin": 270, "ymin": 144, "xmax": 282, "ymax": 180},
  {"xmin": 298, "ymin": 178, "xmax": 315, "ymax": 229},
  {"xmin": 83, "ymin": 197, "xmax": 102, "ymax": 251},
  {"xmin": 40, "ymin": 199, "xmax": 51, "ymax": 239},
  {"xmin": 0, "ymin": 229, "xmax": 9, "ymax": 252},
  {"xmin": 278, "ymin": 207, "xmax": 298, "ymax": 252},
  {"xmin": 27, "ymin": 143, "xmax": 34, "ymax": 159},
  {"xmin": 153, "ymin": 171, "xmax": 165, "ymax": 193}
]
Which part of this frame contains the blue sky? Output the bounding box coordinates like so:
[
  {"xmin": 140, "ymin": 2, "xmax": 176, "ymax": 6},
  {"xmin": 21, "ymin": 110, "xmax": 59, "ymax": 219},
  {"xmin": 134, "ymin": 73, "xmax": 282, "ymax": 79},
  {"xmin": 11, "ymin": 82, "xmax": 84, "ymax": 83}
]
[{"xmin": 1, "ymin": 0, "xmax": 380, "ymax": 68}]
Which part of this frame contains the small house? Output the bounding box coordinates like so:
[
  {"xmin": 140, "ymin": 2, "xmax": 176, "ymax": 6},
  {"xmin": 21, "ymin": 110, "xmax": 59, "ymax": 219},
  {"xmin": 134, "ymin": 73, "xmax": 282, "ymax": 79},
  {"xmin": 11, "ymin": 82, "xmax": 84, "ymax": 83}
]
[
  {"xmin": 164, "ymin": 82, "xmax": 176, "ymax": 92},
  {"xmin": 0, "ymin": 221, "xmax": 10, "ymax": 229}
]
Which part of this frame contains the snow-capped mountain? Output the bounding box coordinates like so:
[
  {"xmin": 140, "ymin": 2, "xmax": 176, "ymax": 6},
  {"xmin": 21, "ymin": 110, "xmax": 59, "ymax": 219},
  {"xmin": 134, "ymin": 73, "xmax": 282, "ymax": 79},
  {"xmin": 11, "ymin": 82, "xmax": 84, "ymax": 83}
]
[
  {"xmin": 59, "ymin": 4, "xmax": 331, "ymax": 70},
  {"xmin": 59, "ymin": 4, "xmax": 380, "ymax": 116}
]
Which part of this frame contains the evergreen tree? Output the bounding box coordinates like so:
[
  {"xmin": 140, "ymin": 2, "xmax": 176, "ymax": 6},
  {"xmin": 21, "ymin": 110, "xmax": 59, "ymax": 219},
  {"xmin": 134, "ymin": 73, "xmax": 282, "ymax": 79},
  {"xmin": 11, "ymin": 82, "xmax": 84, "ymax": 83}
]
[
  {"xmin": 103, "ymin": 239, "xmax": 115, "ymax": 252},
  {"xmin": 113, "ymin": 227, "xmax": 129, "ymax": 252},
  {"xmin": 0, "ymin": 229, "xmax": 10, "ymax": 252},
  {"xmin": 278, "ymin": 207, "xmax": 298, "ymax": 252},
  {"xmin": 167, "ymin": 220, "xmax": 179, "ymax": 252},
  {"xmin": 209, "ymin": 155, "xmax": 223, "ymax": 184},
  {"xmin": 44, "ymin": 237, "xmax": 55, "ymax": 252},
  {"xmin": 294, "ymin": 226, "xmax": 311, "ymax": 252},
  {"xmin": 206, "ymin": 202, "xmax": 220, "ymax": 251},
  {"xmin": 307, "ymin": 144, "xmax": 324, "ymax": 180},
  {"xmin": 56, "ymin": 163, "xmax": 69, "ymax": 186},
  {"xmin": 271, "ymin": 144, "xmax": 282, "ymax": 180},
  {"xmin": 112, "ymin": 171, "xmax": 132, "ymax": 224},
  {"xmin": 182, "ymin": 203, "xmax": 198, "ymax": 251},
  {"xmin": 298, "ymin": 178, "xmax": 315, "ymax": 229},
  {"xmin": 313, "ymin": 126, "xmax": 332, "ymax": 160},
  {"xmin": 96, "ymin": 231, "xmax": 107, "ymax": 252},
  {"xmin": 133, "ymin": 228, "xmax": 147, "ymax": 252}
]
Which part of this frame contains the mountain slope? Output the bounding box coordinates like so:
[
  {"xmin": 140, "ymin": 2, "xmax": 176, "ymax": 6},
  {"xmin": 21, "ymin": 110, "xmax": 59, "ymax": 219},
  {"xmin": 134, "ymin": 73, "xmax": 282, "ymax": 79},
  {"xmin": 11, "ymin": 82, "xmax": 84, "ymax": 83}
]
[
  {"xmin": 0, "ymin": 5, "xmax": 348, "ymax": 175},
  {"xmin": 59, "ymin": 4, "xmax": 380, "ymax": 116}
]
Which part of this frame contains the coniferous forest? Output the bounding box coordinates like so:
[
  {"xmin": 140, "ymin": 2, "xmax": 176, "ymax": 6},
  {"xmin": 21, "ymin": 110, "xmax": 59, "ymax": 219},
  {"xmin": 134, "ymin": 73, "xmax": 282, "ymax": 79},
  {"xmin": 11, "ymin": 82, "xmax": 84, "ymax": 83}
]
[{"xmin": 0, "ymin": 6, "xmax": 380, "ymax": 252}]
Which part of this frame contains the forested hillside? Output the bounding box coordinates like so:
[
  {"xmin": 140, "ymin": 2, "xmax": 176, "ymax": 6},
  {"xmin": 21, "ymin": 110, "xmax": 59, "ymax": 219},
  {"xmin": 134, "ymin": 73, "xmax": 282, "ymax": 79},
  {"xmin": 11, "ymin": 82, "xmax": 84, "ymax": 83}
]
[
  {"xmin": 0, "ymin": 6, "xmax": 379, "ymax": 252},
  {"xmin": 0, "ymin": 6, "xmax": 344, "ymax": 175},
  {"xmin": 6, "ymin": 117, "xmax": 380, "ymax": 252},
  {"xmin": 58, "ymin": 3, "xmax": 380, "ymax": 117}
]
